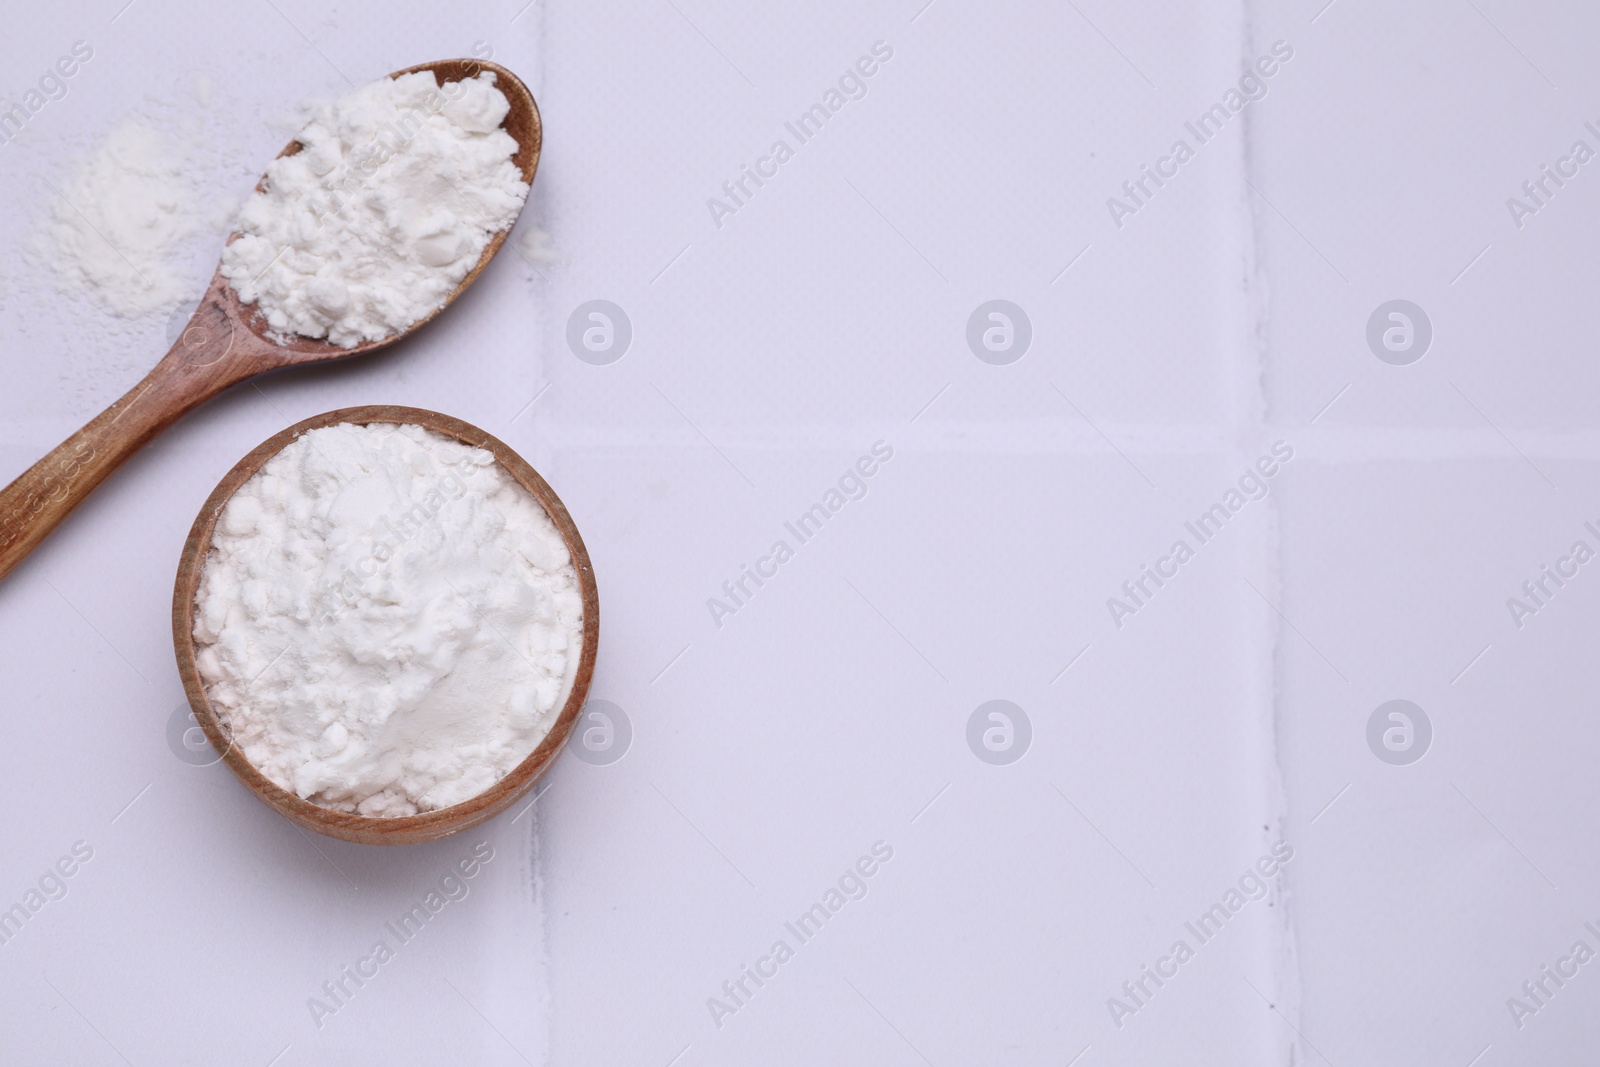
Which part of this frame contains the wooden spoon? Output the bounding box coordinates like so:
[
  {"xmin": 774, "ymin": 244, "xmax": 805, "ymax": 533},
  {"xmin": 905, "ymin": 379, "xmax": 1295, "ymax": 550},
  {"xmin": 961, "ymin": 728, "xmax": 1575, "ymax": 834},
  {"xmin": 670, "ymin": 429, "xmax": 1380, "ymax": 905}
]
[{"xmin": 0, "ymin": 59, "xmax": 542, "ymax": 584}]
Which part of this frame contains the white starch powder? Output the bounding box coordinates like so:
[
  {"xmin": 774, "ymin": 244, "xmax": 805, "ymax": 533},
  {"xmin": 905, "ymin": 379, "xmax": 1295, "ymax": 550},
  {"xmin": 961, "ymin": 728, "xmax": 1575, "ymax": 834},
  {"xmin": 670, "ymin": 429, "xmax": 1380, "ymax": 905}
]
[
  {"xmin": 29, "ymin": 120, "xmax": 203, "ymax": 319},
  {"xmin": 193, "ymin": 423, "xmax": 582, "ymax": 817},
  {"xmin": 221, "ymin": 71, "xmax": 529, "ymax": 347},
  {"xmin": 20, "ymin": 77, "xmax": 260, "ymax": 409}
]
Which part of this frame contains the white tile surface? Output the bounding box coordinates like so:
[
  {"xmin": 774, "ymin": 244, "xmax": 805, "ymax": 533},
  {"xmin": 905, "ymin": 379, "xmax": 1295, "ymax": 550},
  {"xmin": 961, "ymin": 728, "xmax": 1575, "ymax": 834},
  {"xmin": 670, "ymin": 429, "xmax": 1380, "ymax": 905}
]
[{"xmin": 1, "ymin": 1, "xmax": 1597, "ymax": 1064}]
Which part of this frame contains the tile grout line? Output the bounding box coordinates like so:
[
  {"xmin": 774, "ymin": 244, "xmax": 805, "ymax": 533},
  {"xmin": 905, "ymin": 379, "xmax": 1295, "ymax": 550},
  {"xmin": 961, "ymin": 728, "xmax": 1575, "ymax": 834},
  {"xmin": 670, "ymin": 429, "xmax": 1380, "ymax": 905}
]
[{"xmin": 1239, "ymin": 2, "xmax": 1308, "ymax": 1055}]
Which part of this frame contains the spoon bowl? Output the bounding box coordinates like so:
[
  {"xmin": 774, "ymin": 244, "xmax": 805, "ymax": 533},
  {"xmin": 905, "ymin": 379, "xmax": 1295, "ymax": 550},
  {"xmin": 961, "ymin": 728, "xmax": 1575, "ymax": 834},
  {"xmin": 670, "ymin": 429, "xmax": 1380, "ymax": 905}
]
[
  {"xmin": 0, "ymin": 59, "xmax": 542, "ymax": 583},
  {"xmin": 222, "ymin": 57, "xmax": 543, "ymax": 363},
  {"xmin": 172, "ymin": 406, "xmax": 599, "ymax": 846}
]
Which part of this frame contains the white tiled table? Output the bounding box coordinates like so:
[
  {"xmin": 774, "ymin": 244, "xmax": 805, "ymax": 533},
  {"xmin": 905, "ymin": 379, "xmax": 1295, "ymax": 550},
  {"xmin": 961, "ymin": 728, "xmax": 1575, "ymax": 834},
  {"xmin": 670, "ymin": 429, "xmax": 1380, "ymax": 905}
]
[{"xmin": 2, "ymin": 1, "xmax": 1596, "ymax": 1063}]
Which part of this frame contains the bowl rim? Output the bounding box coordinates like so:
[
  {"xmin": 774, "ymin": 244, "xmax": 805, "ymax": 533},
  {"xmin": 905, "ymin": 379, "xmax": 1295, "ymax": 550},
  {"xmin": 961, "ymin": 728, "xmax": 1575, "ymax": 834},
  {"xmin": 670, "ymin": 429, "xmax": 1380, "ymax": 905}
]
[{"xmin": 171, "ymin": 405, "xmax": 599, "ymax": 845}]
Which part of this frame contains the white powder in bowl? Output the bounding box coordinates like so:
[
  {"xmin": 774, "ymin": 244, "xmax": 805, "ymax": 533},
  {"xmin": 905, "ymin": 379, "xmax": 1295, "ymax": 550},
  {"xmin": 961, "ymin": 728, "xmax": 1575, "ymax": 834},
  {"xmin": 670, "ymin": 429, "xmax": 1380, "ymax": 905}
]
[
  {"xmin": 220, "ymin": 71, "xmax": 530, "ymax": 347},
  {"xmin": 192, "ymin": 422, "xmax": 583, "ymax": 817}
]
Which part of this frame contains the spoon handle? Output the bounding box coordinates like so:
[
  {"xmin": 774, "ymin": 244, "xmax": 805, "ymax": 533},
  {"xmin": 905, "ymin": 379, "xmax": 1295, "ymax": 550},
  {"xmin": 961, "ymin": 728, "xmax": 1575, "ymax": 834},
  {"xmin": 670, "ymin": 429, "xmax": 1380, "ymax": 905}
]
[{"xmin": 0, "ymin": 354, "xmax": 228, "ymax": 584}]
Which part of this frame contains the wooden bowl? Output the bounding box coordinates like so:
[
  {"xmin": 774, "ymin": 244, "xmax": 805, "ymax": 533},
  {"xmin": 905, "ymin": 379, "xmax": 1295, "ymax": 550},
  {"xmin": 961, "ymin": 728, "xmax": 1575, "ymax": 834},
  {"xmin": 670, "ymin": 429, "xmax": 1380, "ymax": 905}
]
[{"xmin": 172, "ymin": 406, "xmax": 599, "ymax": 845}]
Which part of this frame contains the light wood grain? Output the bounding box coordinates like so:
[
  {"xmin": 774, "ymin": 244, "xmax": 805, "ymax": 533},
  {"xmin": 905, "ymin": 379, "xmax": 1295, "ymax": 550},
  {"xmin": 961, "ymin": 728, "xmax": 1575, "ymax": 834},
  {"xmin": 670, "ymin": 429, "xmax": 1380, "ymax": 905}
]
[
  {"xmin": 172, "ymin": 406, "xmax": 600, "ymax": 846},
  {"xmin": 0, "ymin": 59, "xmax": 542, "ymax": 584}
]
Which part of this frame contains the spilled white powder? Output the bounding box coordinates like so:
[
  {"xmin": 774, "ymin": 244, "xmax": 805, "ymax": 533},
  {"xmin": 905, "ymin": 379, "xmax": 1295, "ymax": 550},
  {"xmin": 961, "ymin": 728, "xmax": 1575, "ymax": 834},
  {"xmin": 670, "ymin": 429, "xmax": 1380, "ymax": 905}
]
[
  {"xmin": 28, "ymin": 120, "xmax": 209, "ymax": 318},
  {"xmin": 514, "ymin": 223, "xmax": 560, "ymax": 266},
  {"xmin": 221, "ymin": 71, "xmax": 529, "ymax": 347},
  {"xmin": 20, "ymin": 89, "xmax": 253, "ymax": 410},
  {"xmin": 193, "ymin": 422, "xmax": 582, "ymax": 817}
]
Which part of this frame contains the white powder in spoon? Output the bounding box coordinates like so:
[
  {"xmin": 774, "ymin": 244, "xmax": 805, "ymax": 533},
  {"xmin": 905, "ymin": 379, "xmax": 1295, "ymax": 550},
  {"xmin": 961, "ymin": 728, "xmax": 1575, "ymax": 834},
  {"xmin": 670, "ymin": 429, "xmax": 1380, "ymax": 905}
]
[
  {"xmin": 220, "ymin": 71, "xmax": 530, "ymax": 347},
  {"xmin": 192, "ymin": 422, "xmax": 583, "ymax": 817}
]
